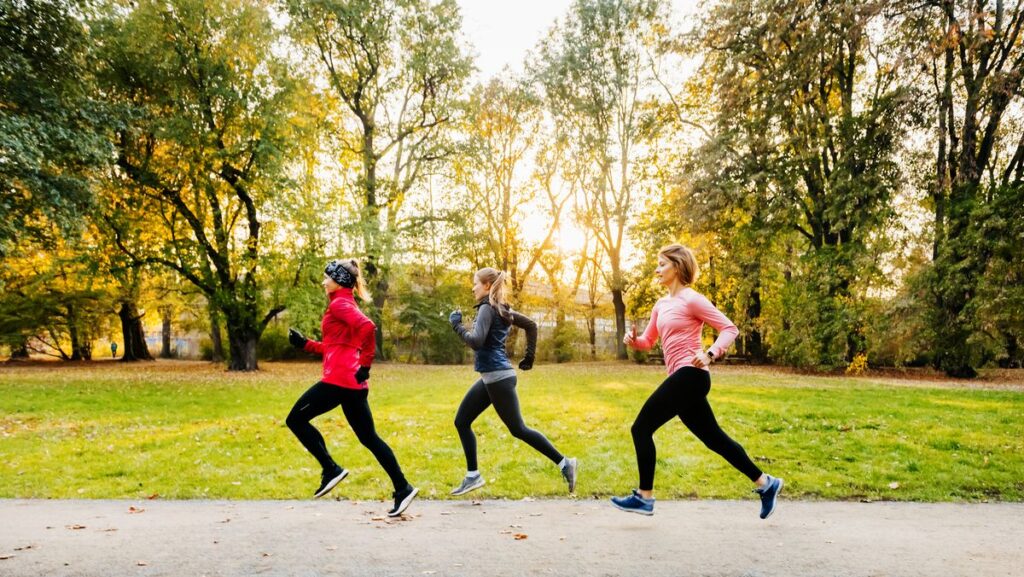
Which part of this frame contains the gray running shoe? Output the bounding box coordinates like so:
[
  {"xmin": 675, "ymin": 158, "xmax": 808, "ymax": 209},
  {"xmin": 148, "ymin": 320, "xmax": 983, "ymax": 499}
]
[
  {"xmin": 561, "ymin": 457, "xmax": 578, "ymax": 493},
  {"xmin": 450, "ymin": 474, "xmax": 485, "ymax": 496}
]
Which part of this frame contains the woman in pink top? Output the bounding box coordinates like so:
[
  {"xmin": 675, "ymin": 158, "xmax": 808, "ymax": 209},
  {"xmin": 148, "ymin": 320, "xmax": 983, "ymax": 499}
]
[{"xmin": 610, "ymin": 244, "xmax": 783, "ymax": 518}]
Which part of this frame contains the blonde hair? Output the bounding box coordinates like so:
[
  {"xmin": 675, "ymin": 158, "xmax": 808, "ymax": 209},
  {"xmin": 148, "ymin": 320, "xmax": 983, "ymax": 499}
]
[
  {"xmin": 658, "ymin": 244, "xmax": 699, "ymax": 286},
  {"xmin": 475, "ymin": 267, "xmax": 511, "ymax": 321},
  {"xmin": 343, "ymin": 259, "xmax": 371, "ymax": 302}
]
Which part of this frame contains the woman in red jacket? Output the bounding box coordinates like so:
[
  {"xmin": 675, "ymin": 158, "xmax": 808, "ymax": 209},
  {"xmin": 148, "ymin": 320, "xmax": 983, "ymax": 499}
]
[{"xmin": 286, "ymin": 259, "xmax": 417, "ymax": 517}]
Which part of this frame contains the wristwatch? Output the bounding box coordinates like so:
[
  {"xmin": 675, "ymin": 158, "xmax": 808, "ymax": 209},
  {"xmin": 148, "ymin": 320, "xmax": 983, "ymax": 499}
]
[{"xmin": 706, "ymin": 350, "xmax": 716, "ymax": 362}]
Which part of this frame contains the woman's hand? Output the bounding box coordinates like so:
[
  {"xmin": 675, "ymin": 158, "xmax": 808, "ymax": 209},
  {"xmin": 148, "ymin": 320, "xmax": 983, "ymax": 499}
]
[
  {"xmin": 288, "ymin": 328, "xmax": 308, "ymax": 349},
  {"xmin": 623, "ymin": 323, "xmax": 638, "ymax": 349},
  {"xmin": 693, "ymin": 350, "xmax": 712, "ymax": 369},
  {"xmin": 623, "ymin": 333, "xmax": 636, "ymax": 348},
  {"xmin": 448, "ymin": 310, "xmax": 463, "ymax": 327}
]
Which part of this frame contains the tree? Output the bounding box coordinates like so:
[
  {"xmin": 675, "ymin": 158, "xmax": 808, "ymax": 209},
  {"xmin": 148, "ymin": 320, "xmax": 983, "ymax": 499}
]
[
  {"xmin": 689, "ymin": 0, "xmax": 918, "ymax": 368},
  {"xmin": 0, "ymin": 0, "xmax": 109, "ymax": 256},
  {"xmin": 94, "ymin": 0, "xmax": 309, "ymax": 370},
  {"xmin": 450, "ymin": 77, "xmax": 553, "ymax": 299},
  {"xmin": 910, "ymin": 0, "xmax": 1024, "ymax": 376},
  {"xmin": 284, "ymin": 0, "xmax": 473, "ymax": 357},
  {"xmin": 537, "ymin": 0, "xmax": 668, "ymax": 359}
]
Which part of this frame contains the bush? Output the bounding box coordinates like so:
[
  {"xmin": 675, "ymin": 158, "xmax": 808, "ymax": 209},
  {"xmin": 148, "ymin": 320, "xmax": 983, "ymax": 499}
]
[{"xmin": 257, "ymin": 325, "xmax": 304, "ymax": 361}]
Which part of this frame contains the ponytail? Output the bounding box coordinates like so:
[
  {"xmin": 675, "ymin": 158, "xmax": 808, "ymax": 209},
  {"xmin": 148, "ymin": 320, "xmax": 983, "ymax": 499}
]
[
  {"xmin": 476, "ymin": 267, "xmax": 512, "ymax": 321},
  {"xmin": 346, "ymin": 259, "xmax": 371, "ymax": 302}
]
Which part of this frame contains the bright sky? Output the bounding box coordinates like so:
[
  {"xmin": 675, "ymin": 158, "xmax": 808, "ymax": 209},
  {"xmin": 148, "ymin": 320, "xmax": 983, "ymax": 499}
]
[{"xmin": 457, "ymin": 0, "xmax": 701, "ymax": 80}]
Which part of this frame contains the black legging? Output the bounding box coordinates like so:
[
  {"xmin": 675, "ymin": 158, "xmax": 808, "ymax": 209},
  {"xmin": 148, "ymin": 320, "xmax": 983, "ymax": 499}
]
[
  {"xmin": 631, "ymin": 366, "xmax": 762, "ymax": 491},
  {"xmin": 286, "ymin": 381, "xmax": 408, "ymax": 491},
  {"xmin": 454, "ymin": 376, "xmax": 563, "ymax": 471}
]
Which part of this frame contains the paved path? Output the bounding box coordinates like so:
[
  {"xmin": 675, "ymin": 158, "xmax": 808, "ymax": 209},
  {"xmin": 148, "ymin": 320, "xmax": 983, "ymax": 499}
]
[{"xmin": 1, "ymin": 499, "xmax": 1021, "ymax": 576}]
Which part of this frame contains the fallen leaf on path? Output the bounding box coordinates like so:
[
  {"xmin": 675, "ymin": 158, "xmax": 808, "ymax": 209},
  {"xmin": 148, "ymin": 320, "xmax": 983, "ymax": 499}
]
[
  {"xmin": 128, "ymin": 506, "xmax": 145, "ymax": 514},
  {"xmin": 499, "ymin": 530, "xmax": 512, "ymax": 534},
  {"xmin": 471, "ymin": 501, "xmax": 482, "ymax": 506},
  {"xmin": 66, "ymin": 525, "xmax": 86, "ymax": 530},
  {"xmin": 371, "ymin": 517, "xmax": 386, "ymax": 521},
  {"xmin": 0, "ymin": 554, "xmax": 15, "ymax": 560},
  {"xmin": 513, "ymin": 533, "xmax": 528, "ymax": 540},
  {"xmin": 13, "ymin": 545, "xmax": 34, "ymax": 551},
  {"xmin": 261, "ymin": 553, "xmax": 272, "ymax": 557},
  {"xmin": 219, "ymin": 519, "xmax": 231, "ymax": 523},
  {"xmin": 137, "ymin": 561, "xmax": 148, "ymax": 566}
]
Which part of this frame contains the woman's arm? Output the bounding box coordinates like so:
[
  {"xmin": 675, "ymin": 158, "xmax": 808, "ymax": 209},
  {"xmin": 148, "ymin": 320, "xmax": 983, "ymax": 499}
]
[
  {"xmin": 453, "ymin": 305, "xmax": 494, "ymax": 350},
  {"xmin": 691, "ymin": 293, "xmax": 738, "ymax": 358},
  {"xmin": 630, "ymin": 305, "xmax": 659, "ymax": 351},
  {"xmin": 509, "ymin": 310, "xmax": 538, "ymax": 360}
]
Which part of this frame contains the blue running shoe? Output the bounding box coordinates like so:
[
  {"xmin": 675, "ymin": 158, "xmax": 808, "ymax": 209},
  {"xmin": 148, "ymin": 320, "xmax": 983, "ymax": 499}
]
[
  {"xmin": 610, "ymin": 489, "xmax": 654, "ymax": 516},
  {"xmin": 756, "ymin": 475, "xmax": 783, "ymax": 519}
]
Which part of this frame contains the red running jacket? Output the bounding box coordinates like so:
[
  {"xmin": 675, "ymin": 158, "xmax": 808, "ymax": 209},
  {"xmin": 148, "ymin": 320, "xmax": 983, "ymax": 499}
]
[{"xmin": 303, "ymin": 287, "xmax": 376, "ymax": 389}]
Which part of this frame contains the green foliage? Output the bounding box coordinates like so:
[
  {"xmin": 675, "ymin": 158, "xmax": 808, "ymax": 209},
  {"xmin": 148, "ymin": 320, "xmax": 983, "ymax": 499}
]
[
  {"xmin": 0, "ymin": 0, "xmax": 110, "ymax": 254},
  {"xmin": 547, "ymin": 320, "xmax": 581, "ymax": 363}
]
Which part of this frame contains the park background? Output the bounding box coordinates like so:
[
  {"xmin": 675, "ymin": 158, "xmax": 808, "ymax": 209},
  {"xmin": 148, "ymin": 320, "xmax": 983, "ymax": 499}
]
[
  {"xmin": 2, "ymin": 0, "xmax": 1023, "ymax": 506},
  {"xmin": 2, "ymin": 0, "xmax": 1023, "ymax": 378}
]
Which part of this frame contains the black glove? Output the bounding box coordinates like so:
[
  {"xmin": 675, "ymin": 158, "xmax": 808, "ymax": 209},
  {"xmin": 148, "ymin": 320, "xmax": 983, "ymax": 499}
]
[
  {"xmin": 354, "ymin": 365, "xmax": 371, "ymax": 383},
  {"xmin": 288, "ymin": 328, "xmax": 308, "ymax": 349},
  {"xmin": 518, "ymin": 356, "xmax": 534, "ymax": 371}
]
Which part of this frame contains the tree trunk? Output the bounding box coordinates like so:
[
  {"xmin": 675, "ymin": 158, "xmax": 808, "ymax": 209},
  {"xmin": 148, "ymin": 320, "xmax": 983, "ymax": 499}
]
[
  {"xmin": 225, "ymin": 315, "xmax": 259, "ymax": 371},
  {"xmin": 118, "ymin": 301, "xmax": 154, "ymax": 362},
  {"xmin": 612, "ymin": 288, "xmax": 627, "ymax": 360},
  {"xmin": 587, "ymin": 317, "xmax": 597, "ymax": 360},
  {"xmin": 68, "ymin": 304, "xmax": 84, "ymax": 361},
  {"xmin": 209, "ymin": 306, "xmax": 224, "ymax": 363},
  {"xmin": 227, "ymin": 332, "xmax": 259, "ymax": 371},
  {"xmin": 371, "ymin": 274, "xmax": 389, "ymax": 361},
  {"xmin": 160, "ymin": 307, "xmax": 173, "ymax": 359},
  {"xmin": 9, "ymin": 338, "xmax": 30, "ymax": 360}
]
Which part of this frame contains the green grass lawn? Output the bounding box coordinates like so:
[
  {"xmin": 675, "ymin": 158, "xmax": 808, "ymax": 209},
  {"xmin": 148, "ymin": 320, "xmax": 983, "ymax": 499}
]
[{"xmin": 1, "ymin": 360, "xmax": 1021, "ymax": 502}]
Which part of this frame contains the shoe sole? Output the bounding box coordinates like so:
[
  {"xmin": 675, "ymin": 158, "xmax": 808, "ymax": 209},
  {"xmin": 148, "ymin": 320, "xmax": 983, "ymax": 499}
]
[
  {"xmin": 388, "ymin": 486, "xmax": 419, "ymax": 517},
  {"xmin": 610, "ymin": 499, "xmax": 654, "ymax": 516},
  {"xmin": 761, "ymin": 478, "xmax": 784, "ymax": 519},
  {"xmin": 451, "ymin": 477, "xmax": 485, "ymax": 496},
  {"xmin": 314, "ymin": 469, "xmax": 348, "ymax": 499}
]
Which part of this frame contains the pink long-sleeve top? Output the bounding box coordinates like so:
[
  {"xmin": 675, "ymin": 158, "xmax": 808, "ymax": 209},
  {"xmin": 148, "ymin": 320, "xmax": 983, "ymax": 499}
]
[{"xmin": 633, "ymin": 287, "xmax": 739, "ymax": 374}]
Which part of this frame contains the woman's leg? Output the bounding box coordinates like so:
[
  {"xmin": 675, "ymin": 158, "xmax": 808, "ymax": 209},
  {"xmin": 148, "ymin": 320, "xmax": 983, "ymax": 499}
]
[
  {"xmin": 453, "ymin": 379, "xmax": 492, "ymax": 472},
  {"xmin": 630, "ymin": 370, "xmax": 688, "ymax": 492},
  {"xmin": 486, "ymin": 376, "xmax": 563, "ymax": 465},
  {"xmin": 338, "ymin": 388, "xmax": 409, "ymax": 491},
  {"xmin": 677, "ymin": 369, "xmax": 763, "ymax": 482},
  {"xmin": 285, "ymin": 382, "xmax": 344, "ymax": 471}
]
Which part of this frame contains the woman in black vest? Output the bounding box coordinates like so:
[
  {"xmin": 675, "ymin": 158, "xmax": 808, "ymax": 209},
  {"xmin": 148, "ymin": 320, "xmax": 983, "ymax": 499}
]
[{"xmin": 448, "ymin": 267, "xmax": 578, "ymax": 496}]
